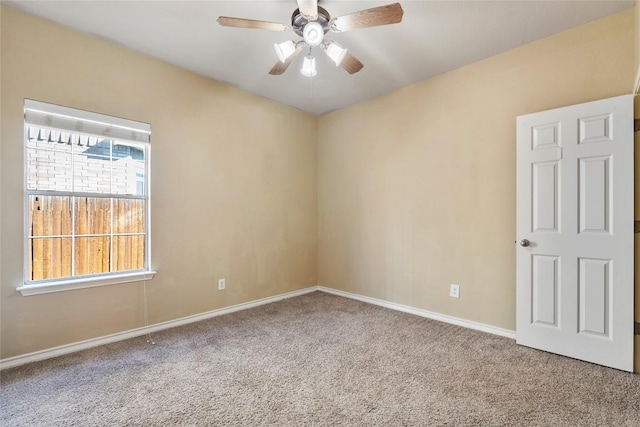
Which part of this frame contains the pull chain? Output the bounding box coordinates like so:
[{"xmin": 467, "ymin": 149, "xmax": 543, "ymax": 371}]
[{"xmin": 309, "ymin": 47, "xmax": 314, "ymax": 111}]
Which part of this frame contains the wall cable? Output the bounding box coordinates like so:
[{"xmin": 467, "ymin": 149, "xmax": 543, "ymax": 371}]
[{"xmin": 143, "ymin": 280, "xmax": 155, "ymax": 345}]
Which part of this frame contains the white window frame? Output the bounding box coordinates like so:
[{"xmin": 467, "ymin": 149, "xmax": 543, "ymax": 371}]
[{"xmin": 17, "ymin": 100, "xmax": 156, "ymax": 296}]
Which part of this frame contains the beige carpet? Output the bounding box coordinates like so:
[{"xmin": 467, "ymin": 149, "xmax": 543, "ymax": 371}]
[{"xmin": 1, "ymin": 291, "xmax": 639, "ymax": 426}]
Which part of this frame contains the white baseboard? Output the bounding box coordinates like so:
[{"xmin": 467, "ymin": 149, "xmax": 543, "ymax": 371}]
[
  {"xmin": 0, "ymin": 286, "xmax": 319, "ymax": 370},
  {"xmin": 1, "ymin": 285, "xmax": 515, "ymax": 370},
  {"xmin": 318, "ymin": 286, "xmax": 516, "ymax": 339}
]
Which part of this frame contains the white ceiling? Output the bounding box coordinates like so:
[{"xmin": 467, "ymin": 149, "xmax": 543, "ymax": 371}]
[{"xmin": 4, "ymin": 1, "xmax": 634, "ymax": 115}]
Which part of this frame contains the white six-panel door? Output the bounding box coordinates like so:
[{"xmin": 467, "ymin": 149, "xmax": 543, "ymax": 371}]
[{"xmin": 516, "ymin": 95, "xmax": 634, "ymax": 372}]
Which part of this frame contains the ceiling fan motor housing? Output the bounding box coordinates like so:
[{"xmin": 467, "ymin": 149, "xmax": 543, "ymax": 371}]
[{"xmin": 291, "ymin": 6, "xmax": 331, "ymax": 38}]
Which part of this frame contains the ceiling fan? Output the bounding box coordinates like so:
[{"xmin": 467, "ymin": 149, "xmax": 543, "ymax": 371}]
[{"xmin": 217, "ymin": 0, "xmax": 404, "ymax": 76}]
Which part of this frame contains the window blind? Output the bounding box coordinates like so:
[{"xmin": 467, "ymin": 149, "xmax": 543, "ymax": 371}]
[{"xmin": 24, "ymin": 99, "xmax": 151, "ymax": 144}]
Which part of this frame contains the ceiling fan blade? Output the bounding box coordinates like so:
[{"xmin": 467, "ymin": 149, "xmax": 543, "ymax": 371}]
[
  {"xmin": 269, "ymin": 43, "xmax": 305, "ymax": 75},
  {"xmin": 340, "ymin": 52, "xmax": 364, "ymax": 74},
  {"xmin": 297, "ymin": 0, "xmax": 318, "ymax": 20},
  {"xmin": 217, "ymin": 16, "xmax": 287, "ymax": 32},
  {"xmin": 330, "ymin": 3, "xmax": 404, "ymax": 32}
]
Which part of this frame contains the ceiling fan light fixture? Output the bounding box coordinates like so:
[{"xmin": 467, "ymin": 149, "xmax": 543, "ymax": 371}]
[
  {"xmin": 326, "ymin": 41, "xmax": 347, "ymax": 66},
  {"xmin": 274, "ymin": 40, "xmax": 296, "ymax": 63},
  {"xmin": 300, "ymin": 55, "xmax": 317, "ymax": 77},
  {"xmin": 220, "ymin": 3, "xmax": 405, "ymax": 77},
  {"xmin": 302, "ymin": 22, "xmax": 324, "ymax": 47}
]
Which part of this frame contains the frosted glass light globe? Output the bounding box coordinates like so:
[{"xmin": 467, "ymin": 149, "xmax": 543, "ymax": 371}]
[{"xmin": 303, "ymin": 22, "xmax": 324, "ymax": 47}]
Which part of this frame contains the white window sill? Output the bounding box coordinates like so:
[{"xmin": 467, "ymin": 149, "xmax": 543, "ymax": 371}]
[{"xmin": 17, "ymin": 271, "xmax": 157, "ymax": 296}]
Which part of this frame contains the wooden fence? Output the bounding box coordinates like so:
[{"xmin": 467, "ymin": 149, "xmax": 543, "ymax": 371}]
[{"xmin": 28, "ymin": 196, "xmax": 145, "ymax": 280}]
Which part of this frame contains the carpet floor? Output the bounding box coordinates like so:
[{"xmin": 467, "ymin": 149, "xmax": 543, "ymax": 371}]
[{"xmin": 1, "ymin": 291, "xmax": 639, "ymax": 426}]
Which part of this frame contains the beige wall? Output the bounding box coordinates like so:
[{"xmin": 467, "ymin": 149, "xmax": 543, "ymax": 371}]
[
  {"xmin": 635, "ymin": 1, "xmax": 640, "ymax": 374},
  {"xmin": 637, "ymin": 0, "xmax": 640, "ymax": 75},
  {"xmin": 318, "ymin": 10, "xmax": 638, "ymax": 371},
  {"xmin": 0, "ymin": 6, "xmax": 318, "ymax": 359},
  {"xmin": 0, "ymin": 6, "xmax": 4, "ymax": 360},
  {"xmin": 1, "ymin": 4, "xmax": 638, "ymax": 373}
]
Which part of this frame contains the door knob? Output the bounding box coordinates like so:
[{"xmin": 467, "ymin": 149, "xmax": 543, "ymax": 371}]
[{"xmin": 520, "ymin": 239, "xmax": 530, "ymax": 247}]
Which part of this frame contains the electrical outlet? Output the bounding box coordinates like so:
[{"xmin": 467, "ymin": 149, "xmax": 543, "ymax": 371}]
[
  {"xmin": 218, "ymin": 278, "xmax": 226, "ymax": 291},
  {"xmin": 450, "ymin": 284, "xmax": 460, "ymax": 299}
]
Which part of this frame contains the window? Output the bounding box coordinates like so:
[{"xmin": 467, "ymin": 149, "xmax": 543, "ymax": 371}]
[{"xmin": 18, "ymin": 100, "xmax": 155, "ymax": 296}]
